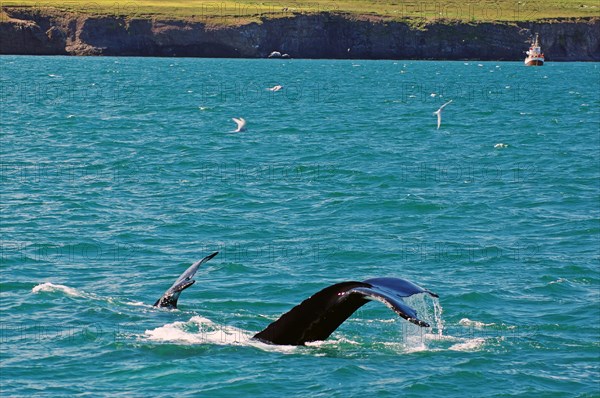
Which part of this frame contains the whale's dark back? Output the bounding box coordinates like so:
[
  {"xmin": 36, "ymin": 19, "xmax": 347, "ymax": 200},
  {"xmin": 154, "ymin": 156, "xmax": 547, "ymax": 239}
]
[{"xmin": 253, "ymin": 281, "xmax": 371, "ymax": 345}]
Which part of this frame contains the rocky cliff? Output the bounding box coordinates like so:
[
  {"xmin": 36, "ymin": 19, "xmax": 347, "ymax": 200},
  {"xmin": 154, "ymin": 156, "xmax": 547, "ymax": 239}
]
[{"xmin": 1, "ymin": 7, "xmax": 598, "ymax": 60}]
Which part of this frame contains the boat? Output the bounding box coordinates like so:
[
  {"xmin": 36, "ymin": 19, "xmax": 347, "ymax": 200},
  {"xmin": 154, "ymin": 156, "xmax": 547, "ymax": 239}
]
[{"xmin": 524, "ymin": 34, "xmax": 544, "ymax": 66}]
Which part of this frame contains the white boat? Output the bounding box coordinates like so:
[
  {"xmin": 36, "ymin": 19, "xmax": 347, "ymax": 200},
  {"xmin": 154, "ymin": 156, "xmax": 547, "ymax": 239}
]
[{"xmin": 524, "ymin": 34, "xmax": 544, "ymax": 66}]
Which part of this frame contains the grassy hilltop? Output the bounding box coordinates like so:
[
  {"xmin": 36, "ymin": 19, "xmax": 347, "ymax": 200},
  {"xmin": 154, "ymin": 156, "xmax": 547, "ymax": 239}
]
[{"xmin": 1, "ymin": 0, "xmax": 599, "ymax": 24}]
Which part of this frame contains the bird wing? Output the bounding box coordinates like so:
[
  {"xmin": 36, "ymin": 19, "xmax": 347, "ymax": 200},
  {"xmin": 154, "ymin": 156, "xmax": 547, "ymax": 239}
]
[
  {"xmin": 439, "ymin": 99, "xmax": 453, "ymax": 110},
  {"xmin": 232, "ymin": 118, "xmax": 246, "ymax": 132}
]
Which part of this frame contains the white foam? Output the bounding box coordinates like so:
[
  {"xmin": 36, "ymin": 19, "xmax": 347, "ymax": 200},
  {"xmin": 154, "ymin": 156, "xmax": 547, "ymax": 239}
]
[
  {"xmin": 403, "ymin": 342, "xmax": 428, "ymax": 353},
  {"xmin": 32, "ymin": 282, "xmax": 149, "ymax": 308},
  {"xmin": 145, "ymin": 316, "xmax": 242, "ymax": 344},
  {"xmin": 143, "ymin": 316, "xmax": 297, "ymax": 353},
  {"xmin": 548, "ymin": 278, "xmax": 568, "ymax": 285},
  {"xmin": 306, "ymin": 337, "xmax": 361, "ymax": 347},
  {"xmin": 449, "ymin": 338, "xmax": 486, "ymax": 351},
  {"xmin": 382, "ymin": 297, "xmax": 490, "ymax": 353},
  {"xmin": 32, "ymin": 282, "xmax": 83, "ymax": 297},
  {"xmin": 141, "ymin": 312, "xmax": 492, "ymax": 354},
  {"xmin": 365, "ymin": 318, "xmax": 397, "ymax": 324},
  {"xmin": 403, "ymin": 333, "xmax": 429, "ymax": 353},
  {"xmin": 459, "ymin": 318, "xmax": 496, "ymax": 328}
]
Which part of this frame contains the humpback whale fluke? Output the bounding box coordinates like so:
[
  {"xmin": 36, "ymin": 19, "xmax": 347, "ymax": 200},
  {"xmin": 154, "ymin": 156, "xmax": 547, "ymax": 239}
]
[
  {"xmin": 153, "ymin": 252, "xmax": 219, "ymax": 309},
  {"xmin": 253, "ymin": 277, "xmax": 438, "ymax": 346}
]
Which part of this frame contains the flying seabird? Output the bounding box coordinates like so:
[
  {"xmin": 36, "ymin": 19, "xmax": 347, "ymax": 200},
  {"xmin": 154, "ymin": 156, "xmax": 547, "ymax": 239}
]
[
  {"xmin": 232, "ymin": 117, "xmax": 247, "ymax": 133},
  {"xmin": 434, "ymin": 100, "xmax": 453, "ymax": 130}
]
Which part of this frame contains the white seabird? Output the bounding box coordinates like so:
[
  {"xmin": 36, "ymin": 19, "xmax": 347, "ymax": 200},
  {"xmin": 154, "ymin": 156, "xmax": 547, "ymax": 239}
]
[
  {"xmin": 433, "ymin": 100, "xmax": 453, "ymax": 130},
  {"xmin": 268, "ymin": 85, "xmax": 283, "ymax": 92},
  {"xmin": 232, "ymin": 117, "xmax": 246, "ymax": 132}
]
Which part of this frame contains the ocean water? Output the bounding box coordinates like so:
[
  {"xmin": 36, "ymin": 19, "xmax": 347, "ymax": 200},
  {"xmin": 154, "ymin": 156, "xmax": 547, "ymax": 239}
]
[{"xmin": 0, "ymin": 56, "xmax": 599, "ymax": 397}]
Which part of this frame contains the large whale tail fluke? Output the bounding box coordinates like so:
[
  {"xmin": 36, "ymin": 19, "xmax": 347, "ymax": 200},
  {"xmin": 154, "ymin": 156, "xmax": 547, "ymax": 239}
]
[
  {"xmin": 253, "ymin": 277, "xmax": 438, "ymax": 345},
  {"xmin": 153, "ymin": 252, "xmax": 219, "ymax": 309}
]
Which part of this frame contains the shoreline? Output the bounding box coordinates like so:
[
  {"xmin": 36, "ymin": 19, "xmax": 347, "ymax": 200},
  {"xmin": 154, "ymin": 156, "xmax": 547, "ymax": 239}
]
[
  {"xmin": 1, "ymin": 8, "xmax": 598, "ymax": 61},
  {"xmin": 2, "ymin": 54, "xmax": 597, "ymax": 63}
]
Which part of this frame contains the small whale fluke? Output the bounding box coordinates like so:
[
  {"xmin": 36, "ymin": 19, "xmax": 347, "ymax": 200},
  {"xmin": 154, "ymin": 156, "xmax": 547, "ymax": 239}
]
[
  {"xmin": 232, "ymin": 117, "xmax": 246, "ymax": 133},
  {"xmin": 434, "ymin": 99, "xmax": 452, "ymax": 129},
  {"xmin": 153, "ymin": 252, "xmax": 219, "ymax": 309},
  {"xmin": 253, "ymin": 277, "xmax": 438, "ymax": 345}
]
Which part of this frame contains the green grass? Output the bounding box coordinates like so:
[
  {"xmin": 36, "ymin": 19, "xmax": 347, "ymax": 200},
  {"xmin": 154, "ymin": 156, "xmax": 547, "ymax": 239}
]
[{"xmin": 1, "ymin": 0, "xmax": 599, "ymax": 25}]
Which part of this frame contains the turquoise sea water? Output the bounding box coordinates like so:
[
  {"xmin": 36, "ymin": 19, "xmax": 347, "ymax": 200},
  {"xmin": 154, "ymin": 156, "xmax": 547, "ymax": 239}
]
[{"xmin": 1, "ymin": 56, "xmax": 599, "ymax": 396}]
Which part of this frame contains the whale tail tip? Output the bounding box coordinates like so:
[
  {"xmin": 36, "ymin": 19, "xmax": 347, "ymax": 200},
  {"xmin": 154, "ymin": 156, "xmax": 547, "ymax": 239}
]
[{"xmin": 153, "ymin": 252, "xmax": 219, "ymax": 309}]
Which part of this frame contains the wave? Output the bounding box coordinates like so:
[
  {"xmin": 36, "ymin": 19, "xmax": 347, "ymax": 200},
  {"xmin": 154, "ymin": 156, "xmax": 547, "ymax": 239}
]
[
  {"xmin": 31, "ymin": 282, "xmax": 147, "ymax": 308},
  {"xmin": 32, "ymin": 282, "xmax": 93, "ymax": 298},
  {"xmin": 448, "ymin": 337, "xmax": 487, "ymax": 351},
  {"xmin": 458, "ymin": 318, "xmax": 496, "ymax": 328},
  {"xmin": 548, "ymin": 278, "xmax": 569, "ymax": 285}
]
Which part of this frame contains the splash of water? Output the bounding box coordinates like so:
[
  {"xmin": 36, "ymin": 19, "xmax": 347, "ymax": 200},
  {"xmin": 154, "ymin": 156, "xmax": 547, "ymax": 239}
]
[
  {"xmin": 144, "ymin": 315, "xmax": 251, "ymax": 345},
  {"xmin": 400, "ymin": 294, "xmax": 442, "ymax": 351},
  {"xmin": 33, "ymin": 282, "xmax": 90, "ymax": 298},
  {"xmin": 399, "ymin": 294, "xmax": 488, "ymax": 352},
  {"xmin": 143, "ymin": 316, "xmax": 297, "ymax": 353},
  {"xmin": 432, "ymin": 297, "xmax": 445, "ymax": 337}
]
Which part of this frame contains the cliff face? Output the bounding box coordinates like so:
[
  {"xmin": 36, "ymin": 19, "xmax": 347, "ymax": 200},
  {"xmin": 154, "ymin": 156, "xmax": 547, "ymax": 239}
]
[{"xmin": 1, "ymin": 8, "xmax": 598, "ymax": 60}]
